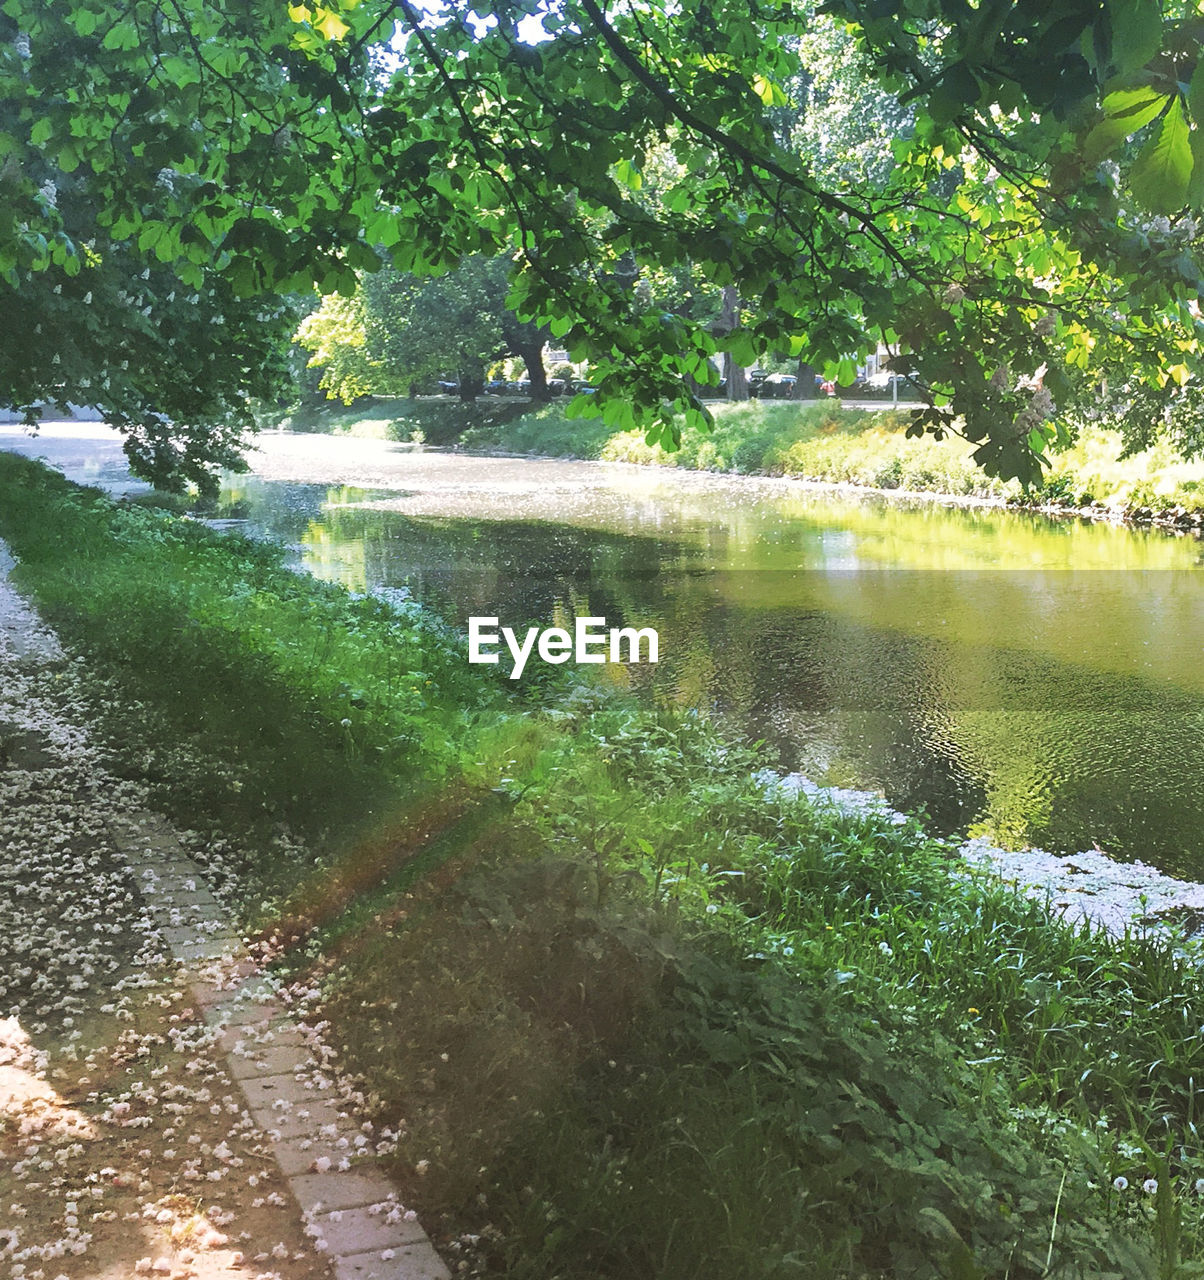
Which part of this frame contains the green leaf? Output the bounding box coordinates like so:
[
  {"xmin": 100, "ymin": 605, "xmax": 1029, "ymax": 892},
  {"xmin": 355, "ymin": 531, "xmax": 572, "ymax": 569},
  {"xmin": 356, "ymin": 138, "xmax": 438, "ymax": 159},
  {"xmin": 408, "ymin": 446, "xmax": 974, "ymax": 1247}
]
[
  {"xmin": 1191, "ymin": 60, "xmax": 1204, "ymax": 128},
  {"xmin": 726, "ymin": 330, "xmax": 758, "ymax": 366},
  {"xmin": 750, "ymin": 74, "xmax": 785, "ymax": 107},
  {"xmin": 1131, "ymin": 97, "xmax": 1192, "ymax": 213},
  {"xmin": 613, "ymin": 157, "xmax": 642, "ymax": 192},
  {"xmin": 101, "ymin": 21, "xmax": 139, "ymax": 51},
  {"xmin": 312, "ymin": 8, "xmax": 349, "ymax": 41},
  {"xmin": 1108, "ymin": 0, "xmax": 1163, "ymax": 76},
  {"xmin": 1187, "ymin": 130, "xmax": 1204, "ymax": 207},
  {"xmin": 30, "ymin": 117, "xmax": 52, "ymax": 147},
  {"xmin": 1082, "ymin": 90, "xmax": 1168, "ymax": 165}
]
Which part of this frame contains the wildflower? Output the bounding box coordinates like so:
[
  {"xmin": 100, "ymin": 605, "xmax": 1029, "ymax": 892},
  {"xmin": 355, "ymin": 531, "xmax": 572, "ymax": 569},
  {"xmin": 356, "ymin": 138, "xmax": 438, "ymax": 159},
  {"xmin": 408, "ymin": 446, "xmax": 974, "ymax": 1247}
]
[
  {"xmin": 1143, "ymin": 1179, "xmax": 1158, "ymax": 1195},
  {"xmin": 1113, "ymin": 1177, "xmax": 1128, "ymax": 1191},
  {"xmin": 968, "ymin": 1007, "xmax": 979, "ymax": 1014}
]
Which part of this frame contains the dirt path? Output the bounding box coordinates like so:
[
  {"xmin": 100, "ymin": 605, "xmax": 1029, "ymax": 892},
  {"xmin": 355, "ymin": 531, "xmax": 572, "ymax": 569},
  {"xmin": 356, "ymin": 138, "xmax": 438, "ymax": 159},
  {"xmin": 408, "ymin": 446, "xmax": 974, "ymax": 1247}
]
[{"xmin": 0, "ymin": 547, "xmax": 443, "ymax": 1280}]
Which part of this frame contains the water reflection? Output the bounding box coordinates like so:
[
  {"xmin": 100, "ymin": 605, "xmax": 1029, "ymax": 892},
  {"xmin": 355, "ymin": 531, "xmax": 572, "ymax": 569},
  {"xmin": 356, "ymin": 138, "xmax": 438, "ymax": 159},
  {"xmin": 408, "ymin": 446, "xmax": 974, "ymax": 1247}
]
[{"xmin": 211, "ymin": 459, "xmax": 1204, "ymax": 878}]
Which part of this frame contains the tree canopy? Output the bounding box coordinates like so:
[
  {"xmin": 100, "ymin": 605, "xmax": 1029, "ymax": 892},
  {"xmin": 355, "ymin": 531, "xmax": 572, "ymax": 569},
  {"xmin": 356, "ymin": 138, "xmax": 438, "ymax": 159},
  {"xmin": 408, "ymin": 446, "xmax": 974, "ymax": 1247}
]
[
  {"xmin": 7, "ymin": 0, "xmax": 1204, "ymax": 486},
  {"xmin": 297, "ymin": 254, "xmax": 551, "ymax": 402}
]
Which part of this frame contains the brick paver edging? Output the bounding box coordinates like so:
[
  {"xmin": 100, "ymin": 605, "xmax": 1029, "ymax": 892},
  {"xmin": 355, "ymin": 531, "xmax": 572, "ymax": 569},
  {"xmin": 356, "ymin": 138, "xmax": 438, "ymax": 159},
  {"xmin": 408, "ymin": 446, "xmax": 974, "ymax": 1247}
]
[{"xmin": 109, "ymin": 811, "xmax": 451, "ymax": 1280}]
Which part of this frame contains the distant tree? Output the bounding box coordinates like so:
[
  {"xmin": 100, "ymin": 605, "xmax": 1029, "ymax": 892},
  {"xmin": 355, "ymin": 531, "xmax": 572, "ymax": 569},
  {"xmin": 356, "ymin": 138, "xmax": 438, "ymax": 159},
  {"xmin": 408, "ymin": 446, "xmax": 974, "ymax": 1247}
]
[
  {"xmin": 791, "ymin": 14, "xmax": 914, "ymax": 189},
  {"xmin": 298, "ymin": 256, "xmax": 551, "ymax": 403},
  {"xmin": 8, "ymin": 0, "xmax": 1204, "ymax": 485}
]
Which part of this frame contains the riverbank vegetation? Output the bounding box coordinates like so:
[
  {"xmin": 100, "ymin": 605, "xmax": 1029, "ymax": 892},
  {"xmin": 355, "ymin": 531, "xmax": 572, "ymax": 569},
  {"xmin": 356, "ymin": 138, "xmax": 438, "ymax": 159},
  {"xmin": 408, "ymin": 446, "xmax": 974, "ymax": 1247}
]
[
  {"xmin": 14, "ymin": 0, "xmax": 1204, "ymax": 1270},
  {"xmin": 283, "ymin": 395, "xmax": 1204, "ymax": 514},
  {"xmin": 5, "ymin": 452, "xmax": 1204, "ymax": 1275}
]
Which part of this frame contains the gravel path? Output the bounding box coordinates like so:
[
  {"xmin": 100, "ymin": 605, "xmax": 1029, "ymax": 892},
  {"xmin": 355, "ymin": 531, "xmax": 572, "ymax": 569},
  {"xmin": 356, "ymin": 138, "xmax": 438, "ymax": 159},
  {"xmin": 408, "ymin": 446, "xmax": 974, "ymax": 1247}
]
[{"xmin": 0, "ymin": 543, "xmax": 445, "ymax": 1280}]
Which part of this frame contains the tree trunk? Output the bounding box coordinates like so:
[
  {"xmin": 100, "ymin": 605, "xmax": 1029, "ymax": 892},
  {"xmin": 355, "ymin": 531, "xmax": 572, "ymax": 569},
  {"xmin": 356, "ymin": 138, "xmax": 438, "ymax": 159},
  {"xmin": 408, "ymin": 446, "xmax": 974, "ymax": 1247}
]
[
  {"xmin": 791, "ymin": 359, "xmax": 818, "ymax": 400},
  {"xmin": 716, "ymin": 285, "xmax": 749, "ymax": 401},
  {"xmin": 458, "ymin": 369, "xmax": 484, "ymax": 402},
  {"xmin": 724, "ymin": 354, "xmax": 749, "ymax": 400},
  {"xmin": 519, "ymin": 343, "xmax": 550, "ymax": 401},
  {"xmin": 502, "ymin": 312, "xmax": 552, "ymax": 401}
]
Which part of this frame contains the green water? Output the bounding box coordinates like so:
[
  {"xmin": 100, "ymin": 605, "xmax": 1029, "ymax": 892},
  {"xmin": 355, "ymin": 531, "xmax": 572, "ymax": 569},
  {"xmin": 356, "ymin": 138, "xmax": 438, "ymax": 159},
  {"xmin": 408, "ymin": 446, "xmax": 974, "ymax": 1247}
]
[
  {"xmin": 3, "ymin": 426, "xmax": 1193, "ymax": 873},
  {"xmin": 213, "ymin": 448, "xmax": 1204, "ymax": 878}
]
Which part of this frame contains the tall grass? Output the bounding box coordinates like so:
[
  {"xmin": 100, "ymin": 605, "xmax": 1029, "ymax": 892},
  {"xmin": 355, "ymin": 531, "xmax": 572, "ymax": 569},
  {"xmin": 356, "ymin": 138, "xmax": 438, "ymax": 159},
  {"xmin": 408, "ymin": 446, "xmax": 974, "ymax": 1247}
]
[
  {"xmin": 275, "ymin": 394, "xmax": 558, "ymax": 444},
  {"xmin": 294, "ymin": 396, "xmax": 1204, "ymax": 509}
]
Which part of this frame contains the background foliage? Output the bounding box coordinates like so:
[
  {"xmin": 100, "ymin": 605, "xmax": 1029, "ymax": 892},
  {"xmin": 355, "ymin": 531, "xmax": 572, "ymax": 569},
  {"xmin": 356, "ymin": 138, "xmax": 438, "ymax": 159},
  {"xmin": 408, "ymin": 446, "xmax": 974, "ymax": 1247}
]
[{"xmin": 7, "ymin": 0, "xmax": 1204, "ymax": 485}]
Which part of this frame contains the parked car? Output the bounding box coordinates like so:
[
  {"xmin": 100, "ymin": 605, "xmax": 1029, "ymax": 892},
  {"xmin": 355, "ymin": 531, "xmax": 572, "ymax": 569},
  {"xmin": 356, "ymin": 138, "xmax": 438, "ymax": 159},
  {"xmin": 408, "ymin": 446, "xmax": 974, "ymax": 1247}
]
[{"xmin": 760, "ymin": 373, "xmax": 797, "ymax": 399}]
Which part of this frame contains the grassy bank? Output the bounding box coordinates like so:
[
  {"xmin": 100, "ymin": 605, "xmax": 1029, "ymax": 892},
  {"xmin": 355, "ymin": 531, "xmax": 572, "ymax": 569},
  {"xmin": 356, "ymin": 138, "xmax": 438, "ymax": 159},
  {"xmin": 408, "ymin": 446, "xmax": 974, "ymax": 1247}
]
[
  {"xmin": 288, "ymin": 395, "xmax": 1204, "ymax": 512},
  {"xmin": 270, "ymin": 394, "xmax": 541, "ymax": 445},
  {"xmin": 5, "ymin": 451, "xmax": 1204, "ymax": 1276},
  {"xmin": 475, "ymin": 400, "xmax": 1204, "ymax": 510}
]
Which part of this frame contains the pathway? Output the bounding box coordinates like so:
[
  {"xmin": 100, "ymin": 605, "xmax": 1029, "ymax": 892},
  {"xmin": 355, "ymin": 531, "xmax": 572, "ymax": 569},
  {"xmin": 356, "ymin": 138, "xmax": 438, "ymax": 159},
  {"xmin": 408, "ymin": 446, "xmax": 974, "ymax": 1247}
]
[{"xmin": 0, "ymin": 540, "xmax": 448, "ymax": 1280}]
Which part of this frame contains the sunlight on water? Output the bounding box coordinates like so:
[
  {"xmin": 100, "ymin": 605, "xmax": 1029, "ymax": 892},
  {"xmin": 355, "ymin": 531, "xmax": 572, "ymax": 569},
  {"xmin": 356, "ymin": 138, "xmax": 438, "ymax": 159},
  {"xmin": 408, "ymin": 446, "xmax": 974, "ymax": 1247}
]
[
  {"xmin": 5, "ymin": 426, "xmax": 1201, "ymax": 876},
  {"xmin": 208, "ymin": 438, "xmax": 1204, "ymax": 877}
]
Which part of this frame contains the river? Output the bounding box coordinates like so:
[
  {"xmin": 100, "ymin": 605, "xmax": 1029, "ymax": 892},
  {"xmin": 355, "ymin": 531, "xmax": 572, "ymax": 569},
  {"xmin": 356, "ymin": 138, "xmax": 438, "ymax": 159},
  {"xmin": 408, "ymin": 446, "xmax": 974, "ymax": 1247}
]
[{"xmin": 7, "ymin": 423, "xmax": 1204, "ymax": 878}]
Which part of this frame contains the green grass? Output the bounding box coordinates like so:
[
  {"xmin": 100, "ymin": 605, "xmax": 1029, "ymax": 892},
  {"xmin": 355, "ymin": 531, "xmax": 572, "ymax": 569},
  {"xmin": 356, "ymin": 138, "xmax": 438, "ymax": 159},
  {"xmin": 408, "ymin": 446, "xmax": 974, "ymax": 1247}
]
[
  {"xmin": 5, "ymin": 452, "xmax": 1204, "ymax": 1276},
  {"xmin": 0, "ymin": 451, "xmax": 505, "ymax": 897},
  {"xmin": 321, "ymin": 696, "xmax": 1204, "ymax": 1277},
  {"xmin": 458, "ymin": 400, "xmax": 619, "ymax": 457},
  {"xmin": 597, "ymin": 401, "xmax": 1019, "ymax": 497},
  {"xmin": 274, "ymin": 394, "xmax": 543, "ymax": 444},
  {"xmin": 273, "ymin": 394, "xmax": 403, "ymax": 437}
]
